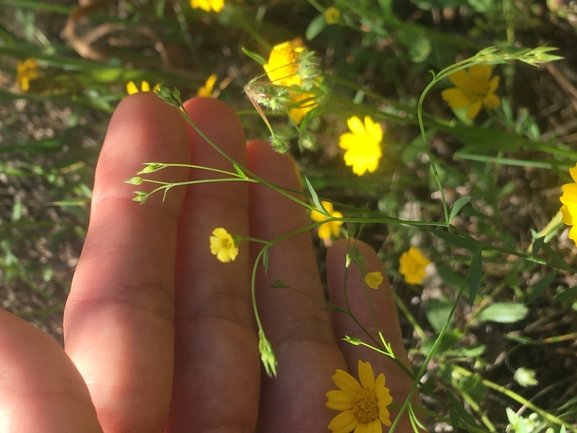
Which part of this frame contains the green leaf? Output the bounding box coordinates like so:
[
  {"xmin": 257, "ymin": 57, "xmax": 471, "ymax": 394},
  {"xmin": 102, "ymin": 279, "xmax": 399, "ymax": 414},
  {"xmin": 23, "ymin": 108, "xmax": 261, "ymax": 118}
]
[
  {"xmin": 241, "ymin": 46, "xmax": 267, "ymax": 65},
  {"xmin": 425, "ymin": 298, "xmax": 454, "ymax": 334},
  {"xmin": 447, "ymin": 393, "xmax": 479, "ymax": 428},
  {"xmin": 449, "ymin": 196, "xmax": 471, "ymax": 222},
  {"xmin": 475, "ymin": 302, "xmax": 529, "ymax": 324},
  {"xmin": 468, "ymin": 248, "xmax": 482, "ymax": 305},
  {"xmin": 430, "ymin": 228, "xmax": 478, "ymax": 251},
  {"xmin": 527, "ymin": 270, "xmax": 557, "ymax": 305},
  {"xmin": 305, "ymin": 14, "xmax": 326, "ymax": 40},
  {"xmin": 554, "ymin": 286, "xmax": 577, "ymax": 304},
  {"xmin": 304, "ymin": 176, "xmax": 325, "ymax": 214}
]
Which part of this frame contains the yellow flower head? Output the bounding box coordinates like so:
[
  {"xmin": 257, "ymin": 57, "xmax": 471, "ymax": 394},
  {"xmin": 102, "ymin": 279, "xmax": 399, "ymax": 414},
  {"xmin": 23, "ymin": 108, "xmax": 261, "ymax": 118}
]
[
  {"xmin": 190, "ymin": 0, "xmax": 224, "ymax": 12},
  {"xmin": 364, "ymin": 271, "xmax": 384, "ymax": 290},
  {"xmin": 339, "ymin": 116, "xmax": 383, "ymax": 176},
  {"xmin": 560, "ymin": 163, "xmax": 577, "ymax": 245},
  {"xmin": 399, "ymin": 246, "xmax": 430, "ymax": 285},
  {"xmin": 263, "ymin": 38, "xmax": 305, "ymax": 87},
  {"xmin": 441, "ymin": 64, "xmax": 500, "ymax": 119},
  {"xmin": 17, "ymin": 58, "xmax": 39, "ymax": 92},
  {"xmin": 288, "ymin": 92, "xmax": 317, "ymax": 125},
  {"xmin": 324, "ymin": 6, "xmax": 340, "ymax": 24},
  {"xmin": 310, "ymin": 200, "xmax": 343, "ymax": 240},
  {"xmin": 209, "ymin": 228, "xmax": 239, "ymax": 263},
  {"xmin": 126, "ymin": 80, "xmax": 161, "ymax": 95},
  {"xmin": 326, "ymin": 359, "xmax": 393, "ymax": 432},
  {"xmin": 197, "ymin": 74, "xmax": 218, "ymax": 97}
]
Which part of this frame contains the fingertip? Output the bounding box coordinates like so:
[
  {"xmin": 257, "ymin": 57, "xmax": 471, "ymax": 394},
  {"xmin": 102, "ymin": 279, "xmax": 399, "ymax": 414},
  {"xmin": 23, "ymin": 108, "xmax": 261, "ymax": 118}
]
[{"xmin": 247, "ymin": 140, "xmax": 302, "ymax": 191}]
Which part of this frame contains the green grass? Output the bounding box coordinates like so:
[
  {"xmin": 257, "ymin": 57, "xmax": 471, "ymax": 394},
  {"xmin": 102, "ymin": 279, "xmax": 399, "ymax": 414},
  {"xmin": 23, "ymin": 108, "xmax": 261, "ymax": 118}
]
[{"xmin": 2, "ymin": 0, "xmax": 577, "ymax": 431}]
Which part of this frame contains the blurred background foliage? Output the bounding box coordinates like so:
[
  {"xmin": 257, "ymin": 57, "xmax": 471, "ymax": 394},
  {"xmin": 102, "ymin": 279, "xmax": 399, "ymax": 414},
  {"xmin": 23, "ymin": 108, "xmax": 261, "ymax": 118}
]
[{"xmin": 1, "ymin": 0, "xmax": 577, "ymax": 431}]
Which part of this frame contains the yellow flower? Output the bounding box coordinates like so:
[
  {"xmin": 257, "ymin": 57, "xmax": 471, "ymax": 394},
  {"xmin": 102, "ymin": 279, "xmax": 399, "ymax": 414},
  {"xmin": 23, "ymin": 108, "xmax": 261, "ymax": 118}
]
[
  {"xmin": 364, "ymin": 271, "xmax": 383, "ymax": 290},
  {"xmin": 263, "ymin": 38, "xmax": 319, "ymax": 125},
  {"xmin": 560, "ymin": 163, "xmax": 577, "ymax": 245},
  {"xmin": 324, "ymin": 6, "xmax": 340, "ymax": 24},
  {"xmin": 126, "ymin": 80, "xmax": 161, "ymax": 95},
  {"xmin": 399, "ymin": 247, "xmax": 430, "ymax": 285},
  {"xmin": 326, "ymin": 359, "xmax": 393, "ymax": 433},
  {"xmin": 310, "ymin": 201, "xmax": 343, "ymax": 240},
  {"xmin": 190, "ymin": 0, "xmax": 224, "ymax": 12},
  {"xmin": 16, "ymin": 58, "xmax": 39, "ymax": 92},
  {"xmin": 441, "ymin": 64, "xmax": 500, "ymax": 119},
  {"xmin": 197, "ymin": 74, "xmax": 218, "ymax": 97},
  {"xmin": 339, "ymin": 116, "xmax": 383, "ymax": 176},
  {"xmin": 209, "ymin": 228, "xmax": 239, "ymax": 263},
  {"xmin": 264, "ymin": 38, "xmax": 305, "ymax": 87}
]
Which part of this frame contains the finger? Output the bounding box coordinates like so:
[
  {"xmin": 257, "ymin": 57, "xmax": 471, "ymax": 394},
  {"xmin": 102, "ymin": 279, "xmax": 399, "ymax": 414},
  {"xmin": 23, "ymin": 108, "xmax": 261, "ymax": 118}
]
[
  {"xmin": 165, "ymin": 98, "xmax": 260, "ymax": 433},
  {"xmin": 0, "ymin": 309, "xmax": 102, "ymax": 432},
  {"xmin": 327, "ymin": 239, "xmax": 420, "ymax": 430},
  {"xmin": 247, "ymin": 141, "xmax": 346, "ymax": 433},
  {"xmin": 64, "ymin": 92, "xmax": 191, "ymax": 432}
]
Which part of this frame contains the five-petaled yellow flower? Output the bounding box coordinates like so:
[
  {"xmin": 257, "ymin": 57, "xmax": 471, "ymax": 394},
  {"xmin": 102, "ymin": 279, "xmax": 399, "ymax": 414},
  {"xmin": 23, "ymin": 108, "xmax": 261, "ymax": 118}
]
[
  {"xmin": 126, "ymin": 80, "xmax": 161, "ymax": 95},
  {"xmin": 339, "ymin": 116, "xmax": 383, "ymax": 176},
  {"xmin": 263, "ymin": 38, "xmax": 318, "ymax": 124},
  {"xmin": 197, "ymin": 74, "xmax": 218, "ymax": 97},
  {"xmin": 310, "ymin": 201, "xmax": 343, "ymax": 240},
  {"xmin": 190, "ymin": 0, "xmax": 224, "ymax": 12},
  {"xmin": 364, "ymin": 271, "xmax": 384, "ymax": 290},
  {"xmin": 399, "ymin": 247, "xmax": 430, "ymax": 285},
  {"xmin": 560, "ymin": 163, "xmax": 577, "ymax": 245},
  {"xmin": 210, "ymin": 228, "xmax": 239, "ymax": 262},
  {"xmin": 17, "ymin": 58, "xmax": 39, "ymax": 92},
  {"xmin": 326, "ymin": 359, "xmax": 393, "ymax": 433},
  {"xmin": 441, "ymin": 64, "xmax": 500, "ymax": 119}
]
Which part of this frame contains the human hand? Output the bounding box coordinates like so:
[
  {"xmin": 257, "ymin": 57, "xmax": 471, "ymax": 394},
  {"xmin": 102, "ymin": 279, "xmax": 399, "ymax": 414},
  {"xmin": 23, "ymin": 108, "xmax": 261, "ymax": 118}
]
[{"xmin": 0, "ymin": 93, "xmax": 420, "ymax": 433}]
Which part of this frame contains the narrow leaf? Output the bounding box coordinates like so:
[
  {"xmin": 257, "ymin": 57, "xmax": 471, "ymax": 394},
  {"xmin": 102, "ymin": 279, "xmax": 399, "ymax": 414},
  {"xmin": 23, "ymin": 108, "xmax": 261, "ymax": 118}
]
[
  {"xmin": 449, "ymin": 196, "xmax": 471, "ymax": 222},
  {"xmin": 304, "ymin": 175, "xmax": 326, "ymax": 213},
  {"xmin": 241, "ymin": 46, "xmax": 267, "ymax": 65},
  {"xmin": 527, "ymin": 270, "xmax": 557, "ymax": 305},
  {"xmin": 468, "ymin": 248, "xmax": 482, "ymax": 305}
]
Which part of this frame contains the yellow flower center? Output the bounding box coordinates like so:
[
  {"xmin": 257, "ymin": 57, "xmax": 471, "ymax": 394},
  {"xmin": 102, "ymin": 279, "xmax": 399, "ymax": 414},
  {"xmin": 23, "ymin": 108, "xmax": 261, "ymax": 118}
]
[
  {"xmin": 464, "ymin": 77, "xmax": 491, "ymax": 101},
  {"xmin": 351, "ymin": 388, "xmax": 379, "ymax": 424}
]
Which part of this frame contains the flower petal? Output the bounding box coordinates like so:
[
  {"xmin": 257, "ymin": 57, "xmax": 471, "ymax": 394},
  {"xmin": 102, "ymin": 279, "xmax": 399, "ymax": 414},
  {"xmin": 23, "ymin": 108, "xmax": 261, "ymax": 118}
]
[
  {"xmin": 358, "ymin": 360, "xmax": 375, "ymax": 389},
  {"xmin": 448, "ymin": 69, "xmax": 470, "ymax": 88},
  {"xmin": 326, "ymin": 390, "xmax": 353, "ymax": 410},
  {"xmin": 328, "ymin": 410, "xmax": 359, "ymax": 433},
  {"xmin": 483, "ymin": 93, "xmax": 500, "ymax": 109},
  {"xmin": 469, "ymin": 64, "xmax": 492, "ymax": 80},
  {"xmin": 466, "ymin": 100, "xmax": 482, "ymax": 119},
  {"xmin": 347, "ymin": 116, "xmax": 366, "ymax": 137},
  {"xmin": 441, "ymin": 88, "xmax": 470, "ymax": 109},
  {"xmin": 332, "ymin": 369, "xmax": 361, "ymax": 394}
]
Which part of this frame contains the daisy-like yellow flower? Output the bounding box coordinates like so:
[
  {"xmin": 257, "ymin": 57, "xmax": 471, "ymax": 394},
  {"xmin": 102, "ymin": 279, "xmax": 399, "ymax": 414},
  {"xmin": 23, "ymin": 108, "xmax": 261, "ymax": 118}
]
[
  {"xmin": 209, "ymin": 228, "xmax": 239, "ymax": 263},
  {"xmin": 17, "ymin": 58, "xmax": 39, "ymax": 92},
  {"xmin": 324, "ymin": 6, "xmax": 340, "ymax": 24},
  {"xmin": 399, "ymin": 247, "xmax": 430, "ymax": 285},
  {"xmin": 560, "ymin": 163, "xmax": 577, "ymax": 245},
  {"xmin": 263, "ymin": 38, "xmax": 319, "ymax": 125},
  {"xmin": 339, "ymin": 116, "xmax": 383, "ymax": 176},
  {"xmin": 326, "ymin": 359, "xmax": 393, "ymax": 433},
  {"xmin": 264, "ymin": 38, "xmax": 305, "ymax": 87},
  {"xmin": 310, "ymin": 201, "xmax": 343, "ymax": 241},
  {"xmin": 190, "ymin": 0, "xmax": 224, "ymax": 12},
  {"xmin": 441, "ymin": 64, "xmax": 500, "ymax": 119},
  {"xmin": 126, "ymin": 80, "xmax": 161, "ymax": 95},
  {"xmin": 197, "ymin": 74, "xmax": 218, "ymax": 97},
  {"xmin": 364, "ymin": 271, "xmax": 384, "ymax": 290}
]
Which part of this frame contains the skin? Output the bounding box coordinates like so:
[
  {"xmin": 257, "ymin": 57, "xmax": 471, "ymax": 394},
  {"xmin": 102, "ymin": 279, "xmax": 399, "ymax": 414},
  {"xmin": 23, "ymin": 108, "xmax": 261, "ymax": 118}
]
[{"xmin": 0, "ymin": 93, "xmax": 420, "ymax": 433}]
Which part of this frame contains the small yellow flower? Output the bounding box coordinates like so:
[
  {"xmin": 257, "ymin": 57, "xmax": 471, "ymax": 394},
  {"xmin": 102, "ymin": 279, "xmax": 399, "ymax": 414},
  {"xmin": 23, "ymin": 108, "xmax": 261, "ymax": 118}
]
[
  {"xmin": 324, "ymin": 6, "xmax": 340, "ymax": 24},
  {"xmin": 190, "ymin": 0, "xmax": 224, "ymax": 12},
  {"xmin": 16, "ymin": 58, "xmax": 39, "ymax": 92},
  {"xmin": 399, "ymin": 247, "xmax": 430, "ymax": 285},
  {"xmin": 126, "ymin": 80, "xmax": 161, "ymax": 95},
  {"xmin": 364, "ymin": 271, "xmax": 384, "ymax": 290},
  {"xmin": 264, "ymin": 38, "xmax": 305, "ymax": 87},
  {"xmin": 197, "ymin": 74, "xmax": 218, "ymax": 97},
  {"xmin": 310, "ymin": 201, "xmax": 343, "ymax": 240},
  {"xmin": 209, "ymin": 228, "xmax": 239, "ymax": 263},
  {"xmin": 339, "ymin": 116, "xmax": 383, "ymax": 176},
  {"xmin": 326, "ymin": 359, "xmax": 393, "ymax": 433},
  {"xmin": 441, "ymin": 64, "xmax": 500, "ymax": 119},
  {"xmin": 560, "ymin": 163, "xmax": 577, "ymax": 245}
]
